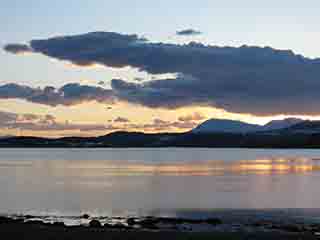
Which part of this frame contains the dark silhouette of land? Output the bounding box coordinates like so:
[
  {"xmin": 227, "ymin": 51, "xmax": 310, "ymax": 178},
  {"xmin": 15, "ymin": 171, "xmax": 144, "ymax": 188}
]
[
  {"xmin": 0, "ymin": 216, "xmax": 319, "ymax": 240},
  {"xmin": 2, "ymin": 120, "xmax": 320, "ymax": 148},
  {"xmin": 2, "ymin": 132, "xmax": 320, "ymax": 148}
]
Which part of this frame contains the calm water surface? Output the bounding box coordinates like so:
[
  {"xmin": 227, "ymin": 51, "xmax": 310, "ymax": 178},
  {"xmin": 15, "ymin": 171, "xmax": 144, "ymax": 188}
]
[{"xmin": 1, "ymin": 148, "xmax": 320, "ymax": 222}]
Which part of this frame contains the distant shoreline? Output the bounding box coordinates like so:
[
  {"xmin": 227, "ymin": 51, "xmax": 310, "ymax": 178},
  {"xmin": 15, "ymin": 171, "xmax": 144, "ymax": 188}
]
[
  {"xmin": 1, "ymin": 145, "xmax": 320, "ymax": 149},
  {"xmin": 1, "ymin": 131, "xmax": 320, "ymax": 148}
]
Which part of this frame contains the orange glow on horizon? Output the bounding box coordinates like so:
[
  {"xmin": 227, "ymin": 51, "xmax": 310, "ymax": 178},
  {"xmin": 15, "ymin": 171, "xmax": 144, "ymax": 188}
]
[{"xmin": 1, "ymin": 99, "xmax": 320, "ymax": 137}]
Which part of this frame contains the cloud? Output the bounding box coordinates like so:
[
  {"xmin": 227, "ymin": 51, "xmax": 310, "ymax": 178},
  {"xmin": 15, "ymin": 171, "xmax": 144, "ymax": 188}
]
[
  {"xmin": 178, "ymin": 112, "xmax": 206, "ymax": 122},
  {"xmin": 0, "ymin": 111, "xmax": 19, "ymax": 123},
  {"xmin": 0, "ymin": 111, "xmax": 114, "ymax": 132},
  {"xmin": 176, "ymin": 29, "xmax": 202, "ymax": 36},
  {"xmin": 0, "ymin": 83, "xmax": 115, "ymax": 106},
  {"xmin": 153, "ymin": 118, "xmax": 169, "ymax": 125},
  {"xmin": 0, "ymin": 110, "xmax": 198, "ymax": 135},
  {"xmin": 137, "ymin": 118, "xmax": 197, "ymax": 131},
  {"xmin": 107, "ymin": 118, "xmax": 197, "ymax": 132},
  {"xmin": 19, "ymin": 113, "xmax": 40, "ymax": 121},
  {"xmin": 4, "ymin": 31, "xmax": 320, "ymax": 115},
  {"xmin": 3, "ymin": 44, "xmax": 33, "ymax": 54},
  {"xmin": 114, "ymin": 117, "xmax": 130, "ymax": 123},
  {"xmin": 134, "ymin": 77, "xmax": 144, "ymax": 82}
]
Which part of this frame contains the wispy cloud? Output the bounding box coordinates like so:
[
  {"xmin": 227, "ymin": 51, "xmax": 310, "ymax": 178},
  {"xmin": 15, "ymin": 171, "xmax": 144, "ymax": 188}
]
[
  {"xmin": 178, "ymin": 112, "xmax": 206, "ymax": 122},
  {"xmin": 123, "ymin": 118, "xmax": 197, "ymax": 132},
  {"xmin": 0, "ymin": 111, "xmax": 113, "ymax": 132},
  {"xmin": 0, "ymin": 110, "xmax": 197, "ymax": 135},
  {"xmin": 114, "ymin": 117, "xmax": 130, "ymax": 123}
]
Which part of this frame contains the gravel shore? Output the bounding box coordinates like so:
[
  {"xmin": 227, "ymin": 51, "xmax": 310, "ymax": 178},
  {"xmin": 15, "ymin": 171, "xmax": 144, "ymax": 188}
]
[{"xmin": 1, "ymin": 215, "xmax": 320, "ymax": 239}]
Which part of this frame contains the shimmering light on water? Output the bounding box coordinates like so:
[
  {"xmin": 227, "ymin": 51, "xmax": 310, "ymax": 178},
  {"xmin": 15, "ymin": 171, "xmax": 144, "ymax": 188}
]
[{"xmin": 1, "ymin": 148, "xmax": 320, "ymax": 218}]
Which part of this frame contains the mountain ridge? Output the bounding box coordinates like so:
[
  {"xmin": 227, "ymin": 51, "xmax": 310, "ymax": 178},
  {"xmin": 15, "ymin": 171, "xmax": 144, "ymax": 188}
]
[{"xmin": 193, "ymin": 118, "xmax": 304, "ymax": 134}]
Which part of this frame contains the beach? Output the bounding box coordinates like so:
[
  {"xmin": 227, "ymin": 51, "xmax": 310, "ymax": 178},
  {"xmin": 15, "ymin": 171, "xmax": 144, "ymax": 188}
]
[
  {"xmin": 0, "ymin": 218, "xmax": 319, "ymax": 240},
  {"xmin": 1, "ymin": 215, "xmax": 320, "ymax": 240}
]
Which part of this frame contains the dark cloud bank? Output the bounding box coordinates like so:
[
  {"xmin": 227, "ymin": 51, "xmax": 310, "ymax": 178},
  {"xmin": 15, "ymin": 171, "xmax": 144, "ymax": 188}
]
[{"xmin": 4, "ymin": 31, "xmax": 320, "ymax": 116}]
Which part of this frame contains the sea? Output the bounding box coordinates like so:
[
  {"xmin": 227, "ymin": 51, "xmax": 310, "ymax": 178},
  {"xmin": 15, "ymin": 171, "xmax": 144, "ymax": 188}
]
[{"xmin": 1, "ymin": 148, "xmax": 320, "ymax": 225}]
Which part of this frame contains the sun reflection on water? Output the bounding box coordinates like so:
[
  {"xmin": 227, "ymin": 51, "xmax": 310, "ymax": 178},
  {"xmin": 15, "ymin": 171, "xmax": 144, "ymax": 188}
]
[{"xmin": 29, "ymin": 157, "xmax": 320, "ymax": 176}]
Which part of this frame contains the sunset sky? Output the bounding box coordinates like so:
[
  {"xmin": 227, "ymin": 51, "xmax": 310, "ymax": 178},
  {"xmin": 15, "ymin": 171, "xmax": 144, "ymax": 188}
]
[{"xmin": 1, "ymin": 0, "xmax": 320, "ymax": 137}]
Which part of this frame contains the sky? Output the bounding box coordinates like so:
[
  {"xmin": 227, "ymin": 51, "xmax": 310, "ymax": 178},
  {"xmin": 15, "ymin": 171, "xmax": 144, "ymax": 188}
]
[{"xmin": 1, "ymin": 0, "xmax": 320, "ymax": 137}]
